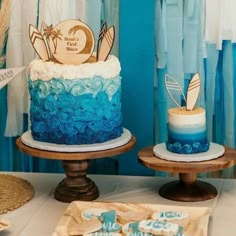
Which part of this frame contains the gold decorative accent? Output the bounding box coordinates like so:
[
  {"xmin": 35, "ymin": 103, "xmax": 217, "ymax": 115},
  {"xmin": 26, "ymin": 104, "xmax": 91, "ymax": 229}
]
[{"xmin": 0, "ymin": 174, "xmax": 34, "ymax": 214}]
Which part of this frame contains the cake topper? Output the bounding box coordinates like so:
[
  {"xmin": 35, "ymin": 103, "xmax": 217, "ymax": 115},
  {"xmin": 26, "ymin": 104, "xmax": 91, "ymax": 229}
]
[
  {"xmin": 96, "ymin": 21, "xmax": 108, "ymax": 60},
  {"xmin": 165, "ymin": 73, "xmax": 200, "ymax": 111},
  {"xmin": 40, "ymin": 21, "xmax": 53, "ymax": 59},
  {"xmin": 97, "ymin": 23, "xmax": 115, "ymax": 61},
  {"xmin": 29, "ymin": 19, "xmax": 115, "ymax": 65},
  {"xmin": 29, "ymin": 24, "xmax": 50, "ymax": 61},
  {"xmin": 165, "ymin": 74, "xmax": 186, "ymax": 108},
  {"xmin": 186, "ymin": 73, "xmax": 200, "ymax": 110}
]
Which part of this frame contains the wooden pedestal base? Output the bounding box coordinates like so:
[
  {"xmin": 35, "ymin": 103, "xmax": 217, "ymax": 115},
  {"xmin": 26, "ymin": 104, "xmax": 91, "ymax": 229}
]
[
  {"xmin": 54, "ymin": 160, "xmax": 99, "ymax": 202},
  {"xmin": 159, "ymin": 173, "xmax": 217, "ymax": 202},
  {"xmin": 138, "ymin": 146, "xmax": 236, "ymax": 202},
  {"xmin": 16, "ymin": 135, "xmax": 136, "ymax": 203}
]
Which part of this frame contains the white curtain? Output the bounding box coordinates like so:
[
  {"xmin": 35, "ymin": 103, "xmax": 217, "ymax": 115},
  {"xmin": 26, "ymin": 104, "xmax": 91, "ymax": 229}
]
[
  {"xmin": 5, "ymin": 0, "xmax": 38, "ymax": 136},
  {"xmin": 5, "ymin": 0, "xmax": 104, "ymax": 136}
]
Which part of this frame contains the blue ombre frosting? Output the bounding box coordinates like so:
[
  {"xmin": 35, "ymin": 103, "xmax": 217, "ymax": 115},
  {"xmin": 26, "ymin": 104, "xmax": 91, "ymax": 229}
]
[
  {"xmin": 166, "ymin": 125, "xmax": 209, "ymax": 154},
  {"xmin": 28, "ymin": 56, "xmax": 123, "ymax": 145},
  {"xmin": 166, "ymin": 107, "xmax": 210, "ymax": 154}
]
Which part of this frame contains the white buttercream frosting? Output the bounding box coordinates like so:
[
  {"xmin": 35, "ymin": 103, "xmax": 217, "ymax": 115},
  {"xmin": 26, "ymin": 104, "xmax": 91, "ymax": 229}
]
[
  {"xmin": 168, "ymin": 107, "xmax": 206, "ymax": 126},
  {"xmin": 29, "ymin": 55, "xmax": 121, "ymax": 81}
]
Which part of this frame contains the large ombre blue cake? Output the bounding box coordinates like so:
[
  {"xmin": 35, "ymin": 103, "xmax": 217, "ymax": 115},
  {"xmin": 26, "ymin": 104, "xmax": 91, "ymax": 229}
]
[
  {"xmin": 166, "ymin": 107, "xmax": 210, "ymax": 154},
  {"xmin": 28, "ymin": 55, "xmax": 123, "ymax": 145}
]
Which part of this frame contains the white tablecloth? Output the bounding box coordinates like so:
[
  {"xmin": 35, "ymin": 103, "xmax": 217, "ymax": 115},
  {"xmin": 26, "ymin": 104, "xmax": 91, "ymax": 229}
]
[{"xmin": 0, "ymin": 172, "xmax": 235, "ymax": 236}]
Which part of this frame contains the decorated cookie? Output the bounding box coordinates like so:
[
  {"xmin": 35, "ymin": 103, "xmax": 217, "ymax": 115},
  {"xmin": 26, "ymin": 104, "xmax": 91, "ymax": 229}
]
[
  {"xmin": 138, "ymin": 220, "xmax": 179, "ymax": 236},
  {"xmin": 152, "ymin": 211, "xmax": 189, "ymax": 227},
  {"xmin": 69, "ymin": 217, "xmax": 102, "ymax": 236},
  {"xmin": 175, "ymin": 226, "xmax": 184, "ymax": 236},
  {"xmin": 84, "ymin": 233, "xmax": 122, "ymax": 236},
  {"xmin": 82, "ymin": 208, "xmax": 108, "ymax": 220},
  {"xmin": 99, "ymin": 210, "xmax": 121, "ymax": 233},
  {"xmin": 122, "ymin": 222, "xmax": 151, "ymax": 236},
  {"xmin": 117, "ymin": 210, "xmax": 151, "ymax": 224}
]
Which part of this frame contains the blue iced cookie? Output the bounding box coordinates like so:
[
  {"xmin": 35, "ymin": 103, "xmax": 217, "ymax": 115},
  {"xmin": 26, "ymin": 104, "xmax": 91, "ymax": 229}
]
[{"xmin": 99, "ymin": 210, "xmax": 121, "ymax": 232}]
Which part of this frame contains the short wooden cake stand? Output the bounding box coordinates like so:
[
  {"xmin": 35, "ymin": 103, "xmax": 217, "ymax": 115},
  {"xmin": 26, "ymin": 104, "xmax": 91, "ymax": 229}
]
[
  {"xmin": 138, "ymin": 146, "xmax": 236, "ymax": 202},
  {"xmin": 16, "ymin": 135, "xmax": 136, "ymax": 203}
]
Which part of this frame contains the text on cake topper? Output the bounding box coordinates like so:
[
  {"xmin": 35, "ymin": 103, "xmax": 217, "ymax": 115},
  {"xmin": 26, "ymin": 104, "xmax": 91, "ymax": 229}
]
[
  {"xmin": 165, "ymin": 73, "xmax": 200, "ymax": 111},
  {"xmin": 29, "ymin": 19, "xmax": 115, "ymax": 65}
]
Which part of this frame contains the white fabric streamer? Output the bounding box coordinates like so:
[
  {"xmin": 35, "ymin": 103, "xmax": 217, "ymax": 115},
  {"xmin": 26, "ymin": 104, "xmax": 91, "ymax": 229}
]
[
  {"xmin": 5, "ymin": 0, "xmax": 37, "ymax": 136},
  {"xmin": 205, "ymin": 0, "xmax": 236, "ymax": 50},
  {"xmin": 38, "ymin": 0, "xmax": 102, "ymax": 44},
  {"xmin": 38, "ymin": 0, "xmax": 80, "ymax": 27}
]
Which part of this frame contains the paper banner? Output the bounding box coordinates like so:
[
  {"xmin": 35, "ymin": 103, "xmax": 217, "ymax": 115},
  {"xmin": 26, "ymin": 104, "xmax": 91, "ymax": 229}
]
[{"xmin": 0, "ymin": 67, "xmax": 26, "ymax": 89}]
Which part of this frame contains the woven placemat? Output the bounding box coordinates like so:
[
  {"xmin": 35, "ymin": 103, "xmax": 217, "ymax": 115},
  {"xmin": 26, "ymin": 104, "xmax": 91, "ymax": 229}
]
[{"xmin": 0, "ymin": 174, "xmax": 34, "ymax": 214}]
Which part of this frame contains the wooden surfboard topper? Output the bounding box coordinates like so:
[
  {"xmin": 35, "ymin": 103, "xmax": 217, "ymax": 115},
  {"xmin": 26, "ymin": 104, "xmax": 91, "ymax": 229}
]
[
  {"xmin": 29, "ymin": 24, "xmax": 49, "ymax": 61},
  {"xmin": 165, "ymin": 73, "xmax": 201, "ymax": 111},
  {"xmin": 97, "ymin": 24, "xmax": 115, "ymax": 61},
  {"xmin": 186, "ymin": 73, "xmax": 200, "ymax": 111},
  {"xmin": 165, "ymin": 74, "xmax": 186, "ymax": 109}
]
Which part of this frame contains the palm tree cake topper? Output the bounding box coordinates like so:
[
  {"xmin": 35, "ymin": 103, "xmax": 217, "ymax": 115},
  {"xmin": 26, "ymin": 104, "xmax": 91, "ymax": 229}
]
[
  {"xmin": 29, "ymin": 19, "xmax": 115, "ymax": 65},
  {"xmin": 165, "ymin": 73, "xmax": 200, "ymax": 111}
]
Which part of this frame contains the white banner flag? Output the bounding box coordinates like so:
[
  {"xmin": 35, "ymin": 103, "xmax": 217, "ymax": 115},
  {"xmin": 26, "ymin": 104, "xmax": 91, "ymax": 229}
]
[{"xmin": 0, "ymin": 67, "xmax": 26, "ymax": 89}]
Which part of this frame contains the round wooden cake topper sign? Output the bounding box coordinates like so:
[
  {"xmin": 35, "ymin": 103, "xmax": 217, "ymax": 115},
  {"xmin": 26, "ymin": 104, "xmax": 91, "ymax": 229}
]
[{"xmin": 49, "ymin": 20, "xmax": 95, "ymax": 65}]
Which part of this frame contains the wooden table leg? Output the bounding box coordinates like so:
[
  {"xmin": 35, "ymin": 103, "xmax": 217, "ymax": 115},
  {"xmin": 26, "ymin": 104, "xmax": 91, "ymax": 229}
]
[
  {"xmin": 54, "ymin": 160, "xmax": 99, "ymax": 202},
  {"xmin": 159, "ymin": 173, "xmax": 217, "ymax": 202}
]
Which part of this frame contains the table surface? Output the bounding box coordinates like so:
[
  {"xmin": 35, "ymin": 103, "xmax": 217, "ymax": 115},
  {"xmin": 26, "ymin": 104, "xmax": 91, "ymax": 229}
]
[{"xmin": 1, "ymin": 172, "xmax": 236, "ymax": 236}]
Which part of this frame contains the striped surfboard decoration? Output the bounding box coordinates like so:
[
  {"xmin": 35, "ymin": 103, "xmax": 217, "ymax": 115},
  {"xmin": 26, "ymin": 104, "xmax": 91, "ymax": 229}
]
[
  {"xmin": 186, "ymin": 73, "xmax": 200, "ymax": 111},
  {"xmin": 29, "ymin": 24, "xmax": 49, "ymax": 61},
  {"xmin": 165, "ymin": 74, "xmax": 186, "ymax": 108},
  {"xmin": 40, "ymin": 21, "xmax": 52, "ymax": 59},
  {"xmin": 96, "ymin": 22, "xmax": 107, "ymax": 60},
  {"xmin": 97, "ymin": 25, "xmax": 115, "ymax": 61}
]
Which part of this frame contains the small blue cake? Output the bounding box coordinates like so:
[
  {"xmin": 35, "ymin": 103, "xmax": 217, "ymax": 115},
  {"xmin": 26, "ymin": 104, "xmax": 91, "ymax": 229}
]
[
  {"xmin": 28, "ymin": 55, "xmax": 123, "ymax": 145},
  {"xmin": 166, "ymin": 107, "xmax": 210, "ymax": 154}
]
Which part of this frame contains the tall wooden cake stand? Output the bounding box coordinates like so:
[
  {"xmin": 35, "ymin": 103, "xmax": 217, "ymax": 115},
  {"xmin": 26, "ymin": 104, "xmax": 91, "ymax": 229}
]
[
  {"xmin": 16, "ymin": 132, "xmax": 136, "ymax": 203},
  {"xmin": 138, "ymin": 145, "xmax": 236, "ymax": 202}
]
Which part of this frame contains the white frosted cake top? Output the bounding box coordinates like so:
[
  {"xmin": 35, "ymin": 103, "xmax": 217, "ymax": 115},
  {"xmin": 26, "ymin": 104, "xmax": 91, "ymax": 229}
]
[
  {"xmin": 168, "ymin": 106, "xmax": 206, "ymax": 126},
  {"xmin": 29, "ymin": 55, "xmax": 121, "ymax": 81},
  {"xmin": 168, "ymin": 106, "xmax": 204, "ymax": 115}
]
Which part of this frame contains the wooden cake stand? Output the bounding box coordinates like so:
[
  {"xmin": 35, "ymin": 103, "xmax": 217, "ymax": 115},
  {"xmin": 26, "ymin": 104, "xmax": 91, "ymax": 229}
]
[
  {"xmin": 138, "ymin": 145, "xmax": 236, "ymax": 202},
  {"xmin": 16, "ymin": 135, "xmax": 136, "ymax": 203}
]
